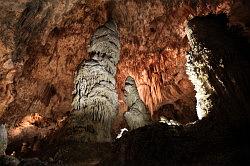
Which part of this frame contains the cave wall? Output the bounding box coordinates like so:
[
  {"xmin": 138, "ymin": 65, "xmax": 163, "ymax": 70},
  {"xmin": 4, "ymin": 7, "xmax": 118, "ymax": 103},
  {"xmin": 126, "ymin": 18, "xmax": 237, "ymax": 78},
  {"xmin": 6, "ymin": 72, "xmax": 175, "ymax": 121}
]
[
  {"xmin": 112, "ymin": 13, "xmax": 250, "ymax": 166},
  {"xmin": 0, "ymin": 0, "xmax": 250, "ymax": 143},
  {"xmin": 0, "ymin": 0, "xmax": 109, "ymax": 142},
  {"xmin": 113, "ymin": 0, "xmax": 234, "ymax": 113}
]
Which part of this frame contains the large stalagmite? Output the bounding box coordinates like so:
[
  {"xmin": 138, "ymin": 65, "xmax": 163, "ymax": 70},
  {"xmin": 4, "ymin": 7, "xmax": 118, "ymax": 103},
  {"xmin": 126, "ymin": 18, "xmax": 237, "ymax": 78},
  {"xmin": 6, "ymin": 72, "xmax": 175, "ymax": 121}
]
[
  {"xmin": 65, "ymin": 20, "xmax": 120, "ymax": 142},
  {"xmin": 124, "ymin": 76, "xmax": 151, "ymax": 130}
]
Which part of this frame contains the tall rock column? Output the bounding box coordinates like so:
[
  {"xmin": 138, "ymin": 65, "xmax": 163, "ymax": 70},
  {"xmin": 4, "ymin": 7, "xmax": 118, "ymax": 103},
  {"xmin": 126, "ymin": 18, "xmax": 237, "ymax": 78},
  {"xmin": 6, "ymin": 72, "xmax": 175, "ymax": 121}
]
[
  {"xmin": 185, "ymin": 16, "xmax": 219, "ymax": 120},
  {"xmin": 70, "ymin": 20, "xmax": 120, "ymax": 142},
  {"xmin": 124, "ymin": 76, "xmax": 151, "ymax": 130},
  {"xmin": 186, "ymin": 14, "xmax": 250, "ymax": 121}
]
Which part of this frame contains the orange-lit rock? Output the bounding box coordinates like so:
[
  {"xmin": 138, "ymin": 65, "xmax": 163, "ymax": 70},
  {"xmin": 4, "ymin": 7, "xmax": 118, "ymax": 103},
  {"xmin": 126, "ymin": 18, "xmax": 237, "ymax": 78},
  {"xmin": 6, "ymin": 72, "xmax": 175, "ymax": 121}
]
[{"xmin": 0, "ymin": 0, "xmax": 250, "ymax": 144}]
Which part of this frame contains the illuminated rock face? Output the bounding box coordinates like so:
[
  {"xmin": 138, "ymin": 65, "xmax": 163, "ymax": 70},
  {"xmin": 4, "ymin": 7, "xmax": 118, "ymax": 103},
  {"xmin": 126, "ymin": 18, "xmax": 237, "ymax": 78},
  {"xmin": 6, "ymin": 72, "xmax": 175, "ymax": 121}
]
[
  {"xmin": 112, "ymin": 14, "xmax": 250, "ymax": 165},
  {"xmin": 0, "ymin": 0, "xmax": 109, "ymax": 143},
  {"xmin": 124, "ymin": 76, "xmax": 151, "ymax": 130},
  {"xmin": 0, "ymin": 0, "xmax": 249, "ymax": 147},
  {"xmin": 185, "ymin": 20, "xmax": 217, "ymax": 119},
  {"xmin": 69, "ymin": 20, "xmax": 120, "ymax": 142},
  {"xmin": 186, "ymin": 14, "xmax": 250, "ymax": 122}
]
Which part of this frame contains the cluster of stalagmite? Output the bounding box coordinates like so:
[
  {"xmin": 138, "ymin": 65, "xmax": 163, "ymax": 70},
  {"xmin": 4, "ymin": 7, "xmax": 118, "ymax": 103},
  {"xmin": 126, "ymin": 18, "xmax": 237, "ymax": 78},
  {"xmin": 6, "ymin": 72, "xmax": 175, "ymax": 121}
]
[
  {"xmin": 67, "ymin": 20, "xmax": 120, "ymax": 142},
  {"xmin": 124, "ymin": 76, "xmax": 151, "ymax": 130}
]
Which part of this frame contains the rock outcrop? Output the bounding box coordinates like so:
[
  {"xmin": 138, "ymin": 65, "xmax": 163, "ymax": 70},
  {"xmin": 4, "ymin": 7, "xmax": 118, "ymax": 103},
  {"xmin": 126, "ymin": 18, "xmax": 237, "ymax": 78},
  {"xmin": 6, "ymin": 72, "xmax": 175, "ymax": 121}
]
[{"xmin": 124, "ymin": 76, "xmax": 151, "ymax": 130}]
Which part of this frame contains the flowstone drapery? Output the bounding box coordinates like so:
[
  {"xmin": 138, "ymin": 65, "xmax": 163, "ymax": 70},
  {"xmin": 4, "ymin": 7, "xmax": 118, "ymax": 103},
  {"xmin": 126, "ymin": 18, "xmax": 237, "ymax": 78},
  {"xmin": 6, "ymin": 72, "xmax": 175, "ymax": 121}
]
[
  {"xmin": 124, "ymin": 76, "xmax": 151, "ymax": 130},
  {"xmin": 69, "ymin": 20, "xmax": 120, "ymax": 142}
]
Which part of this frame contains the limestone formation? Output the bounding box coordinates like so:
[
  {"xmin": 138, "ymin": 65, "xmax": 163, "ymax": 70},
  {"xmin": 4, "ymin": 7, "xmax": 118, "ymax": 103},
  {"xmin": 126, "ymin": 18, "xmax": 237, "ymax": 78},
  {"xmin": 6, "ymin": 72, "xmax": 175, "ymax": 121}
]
[
  {"xmin": 0, "ymin": 0, "xmax": 250, "ymax": 165},
  {"xmin": 2, "ymin": 0, "xmax": 244, "ymax": 143},
  {"xmin": 0, "ymin": 124, "xmax": 7, "ymax": 155},
  {"xmin": 69, "ymin": 20, "xmax": 120, "ymax": 142},
  {"xmin": 185, "ymin": 22, "xmax": 217, "ymax": 120},
  {"xmin": 124, "ymin": 76, "xmax": 151, "ymax": 130},
  {"xmin": 186, "ymin": 14, "xmax": 250, "ymax": 122},
  {"xmin": 111, "ymin": 14, "xmax": 250, "ymax": 165}
]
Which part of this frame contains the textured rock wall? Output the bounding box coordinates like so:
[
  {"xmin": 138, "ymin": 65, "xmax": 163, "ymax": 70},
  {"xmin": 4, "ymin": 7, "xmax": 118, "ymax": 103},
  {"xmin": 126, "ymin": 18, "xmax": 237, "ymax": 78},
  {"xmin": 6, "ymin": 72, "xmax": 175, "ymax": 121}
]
[
  {"xmin": 62, "ymin": 20, "xmax": 120, "ymax": 142},
  {"xmin": 185, "ymin": 20, "xmax": 218, "ymax": 119},
  {"xmin": 0, "ymin": 0, "xmax": 249, "ymax": 144},
  {"xmin": 113, "ymin": 0, "xmax": 234, "ymax": 115},
  {"xmin": 111, "ymin": 13, "xmax": 250, "ymax": 165},
  {"xmin": 0, "ymin": 0, "xmax": 108, "ymax": 143},
  {"xmin": 0, "ymin": 0, "xmax": 30, "ymax": 117},
  {"xmin": 124, "ymin": 76, "xmax": 151, "ymax": 130},
  {"xmin": 186, "ymin": 13, "xmax": 250, "ymax": 121}
]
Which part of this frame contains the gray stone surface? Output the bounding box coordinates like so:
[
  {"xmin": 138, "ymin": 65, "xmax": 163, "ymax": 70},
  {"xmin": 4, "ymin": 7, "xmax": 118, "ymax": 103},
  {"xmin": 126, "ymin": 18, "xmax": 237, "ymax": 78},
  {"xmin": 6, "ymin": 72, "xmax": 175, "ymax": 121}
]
[
  {"xmin": 124, "ymin": 76, "xmax": 151, "ymax": 130},
  {"xmin": 70, "ymin": 20, "xmax": 120, "ymax": 142}
]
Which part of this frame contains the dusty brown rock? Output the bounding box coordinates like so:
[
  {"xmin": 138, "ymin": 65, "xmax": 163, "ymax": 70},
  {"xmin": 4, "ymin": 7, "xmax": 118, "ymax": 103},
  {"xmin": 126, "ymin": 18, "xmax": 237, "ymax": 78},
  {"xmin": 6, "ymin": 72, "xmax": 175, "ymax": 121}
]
[
  {"xmin": 0, "ymin": 0, "xmax": 249, "ymax": 155},
  {"xmin": 112, "ymin": 13, "xmax": 250, "ymax": 166},
  {"xmin": 1, "ymin": 0, "xmax": 108, "ymax": 143}
]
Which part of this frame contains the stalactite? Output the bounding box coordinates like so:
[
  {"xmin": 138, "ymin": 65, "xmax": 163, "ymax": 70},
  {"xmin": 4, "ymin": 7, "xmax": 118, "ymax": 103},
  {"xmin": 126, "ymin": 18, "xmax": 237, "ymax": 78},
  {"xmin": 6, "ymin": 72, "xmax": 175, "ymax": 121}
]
[{"xmin": 124, "ymin": 76, "xmax": 151, "ymax": 130}]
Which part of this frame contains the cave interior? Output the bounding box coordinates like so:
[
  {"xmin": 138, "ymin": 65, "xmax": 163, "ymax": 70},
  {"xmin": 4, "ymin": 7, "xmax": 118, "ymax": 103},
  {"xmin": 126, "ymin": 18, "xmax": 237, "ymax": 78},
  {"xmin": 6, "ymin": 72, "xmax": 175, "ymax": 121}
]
[{"xmin": 0, "ymin": 0, "xmax": 250, "ymax": 165}]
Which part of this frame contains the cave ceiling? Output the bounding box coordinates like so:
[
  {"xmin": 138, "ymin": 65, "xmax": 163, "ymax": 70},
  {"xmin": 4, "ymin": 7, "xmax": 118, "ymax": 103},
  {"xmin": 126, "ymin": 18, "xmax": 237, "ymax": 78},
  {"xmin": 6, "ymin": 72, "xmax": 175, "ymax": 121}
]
[{"xmin": 0, "ymin": 0, "xmax": 250, "ymax": 141}]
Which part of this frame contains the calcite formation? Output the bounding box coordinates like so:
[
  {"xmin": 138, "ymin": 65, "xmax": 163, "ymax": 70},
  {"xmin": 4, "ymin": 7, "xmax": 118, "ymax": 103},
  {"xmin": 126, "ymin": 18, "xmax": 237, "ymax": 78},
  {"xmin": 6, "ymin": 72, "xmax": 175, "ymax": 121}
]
[
  {"xmin": 0, "ymin": 1, "xmax": 249, "ymax": 163},
  {"xmin": 124, "ymin": 76, "xmax": 151, "ymax": 130},
  {"xmin": 185, "ymin": 20, "xmax": 217, "ymax": 120},
  {"xmin": 112, "ymin": 13, "xmax": 250, "ymax": 165},
  {"xmin": 186, "ymin": 13, "xmax": 250, "ymax": 122},
  {"xmin": 1, "ymin": 0, "xmax": 245, "ymax": 141},
  {"xmin": 69, "ymin": 20, "xmax": 120, "ymax": 142}
]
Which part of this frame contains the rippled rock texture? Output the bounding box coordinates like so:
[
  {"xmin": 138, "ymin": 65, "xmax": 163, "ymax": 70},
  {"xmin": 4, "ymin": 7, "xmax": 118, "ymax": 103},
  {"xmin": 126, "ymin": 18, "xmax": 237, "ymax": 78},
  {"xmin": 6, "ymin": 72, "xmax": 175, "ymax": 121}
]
[
  {"xmin": 62, "ymin": 20, "xmax": 120, "ymax": 142},
  {"xmin": 0, "ymin": 0, "xmax": 250, "ymax": 164},
  {"xmin": 112, "ymin": 13, "xmax": 250, "ymax": 166},
  {"xmin": 1, "ymin": 0, "xmax": 248, "ymax": 139},
  {"xmin": 124, "ymin": 76, "xmax": 151, "ymax": 130}
]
